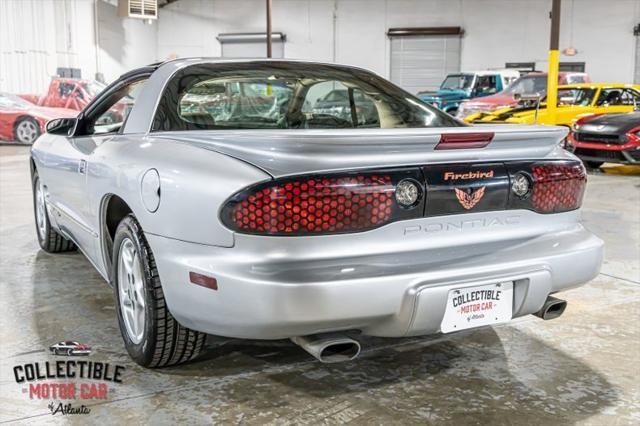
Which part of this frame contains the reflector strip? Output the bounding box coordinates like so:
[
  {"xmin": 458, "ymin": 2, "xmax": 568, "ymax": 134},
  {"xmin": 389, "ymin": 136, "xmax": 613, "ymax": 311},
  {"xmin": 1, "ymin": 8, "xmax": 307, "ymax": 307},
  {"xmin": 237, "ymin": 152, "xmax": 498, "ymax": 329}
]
[
  {"xmin": 435, "ymin": 132, "xmax": 494, "ymax": 150},
  {"xmin": 189, "ymin": 272, "xmax": 218, "ymax": 290}
]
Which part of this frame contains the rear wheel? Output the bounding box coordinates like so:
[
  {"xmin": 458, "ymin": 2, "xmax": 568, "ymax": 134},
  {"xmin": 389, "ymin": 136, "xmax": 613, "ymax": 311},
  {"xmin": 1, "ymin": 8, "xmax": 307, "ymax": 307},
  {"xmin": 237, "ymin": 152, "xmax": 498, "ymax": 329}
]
[
  {"xmin": 15, "ymin": 117, "xmax": 40, "ymax": 144},
  {"xmin": 112, "ymin": 214, "xmax": 205, "ymax": 367},
  {"xmin": 32, "ymin": 170, "xmax": 76, "ymax": 253}
]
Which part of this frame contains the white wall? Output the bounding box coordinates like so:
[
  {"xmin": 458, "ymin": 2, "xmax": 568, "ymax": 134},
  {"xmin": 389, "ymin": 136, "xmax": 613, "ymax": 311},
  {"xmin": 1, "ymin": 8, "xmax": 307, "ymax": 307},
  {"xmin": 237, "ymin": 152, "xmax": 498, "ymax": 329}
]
[
  {"xmin": 157, "ymin": 0, "xmax": 640, "ymax": 84},
  {"xmin": 1, "ymin": 0, "xmax": 638, "ymax": 94},
  {"xmin": 0, "ymin": 0, "xmax": 158, "ymax": 93},
  {"xmin": 0, "ymin": 0, "xmax": 91, "ymax": 93},
  {"xmin": 97, "ymin": 0, "xmax": 158, "ymax": 83}
]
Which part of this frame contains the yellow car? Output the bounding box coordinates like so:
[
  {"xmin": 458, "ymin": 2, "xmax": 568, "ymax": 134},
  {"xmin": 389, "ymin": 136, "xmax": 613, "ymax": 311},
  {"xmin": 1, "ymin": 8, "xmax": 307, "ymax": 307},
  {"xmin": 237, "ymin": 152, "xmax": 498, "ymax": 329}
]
[{"xmin": 465, "ymin": 83, "xmax": 640, "ymax": 126}]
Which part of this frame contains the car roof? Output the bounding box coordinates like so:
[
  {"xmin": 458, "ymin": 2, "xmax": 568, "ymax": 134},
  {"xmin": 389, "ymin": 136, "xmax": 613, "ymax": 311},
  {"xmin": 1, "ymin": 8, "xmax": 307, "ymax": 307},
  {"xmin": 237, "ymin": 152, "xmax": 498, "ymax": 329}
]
[
  {"xmin": 123, "ymin": 57, "xmax": 379, "ymax": 82},
  {"xmin": 523, "ymin": 71, "xmax": 588, "ymax": 77},
  {"xmin": 558, "ymin": 83, "xmax": 640, "ymax": 89},
  {"xmin": 469, "ymin": 70, "xmax": 520, "ymax": 76}
]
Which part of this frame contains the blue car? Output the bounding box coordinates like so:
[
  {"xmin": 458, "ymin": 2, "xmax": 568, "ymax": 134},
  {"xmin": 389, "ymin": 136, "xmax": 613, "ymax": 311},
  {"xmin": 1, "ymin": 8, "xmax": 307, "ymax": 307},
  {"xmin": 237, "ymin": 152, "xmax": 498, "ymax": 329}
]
[{"xmin": 418, "ymin": 70, "xmax": 519, "ymax": 115}]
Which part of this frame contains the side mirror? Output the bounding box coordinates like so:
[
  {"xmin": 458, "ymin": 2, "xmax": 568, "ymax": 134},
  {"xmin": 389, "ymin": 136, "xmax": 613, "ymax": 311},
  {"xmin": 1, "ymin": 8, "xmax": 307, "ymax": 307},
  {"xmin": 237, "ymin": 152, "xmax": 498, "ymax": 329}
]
[
  {"xmin": 46, "ymin": 117, "xmax": 77, "ymax": 136},
  {"xmin": 513, "ymin": 92, "xmax": 522, "ymax": 102}
]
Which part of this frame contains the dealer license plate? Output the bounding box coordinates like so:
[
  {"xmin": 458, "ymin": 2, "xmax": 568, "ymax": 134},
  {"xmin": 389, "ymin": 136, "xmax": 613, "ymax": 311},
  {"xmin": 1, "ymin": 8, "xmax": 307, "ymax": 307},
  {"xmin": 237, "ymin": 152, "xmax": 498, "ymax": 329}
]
[{"xmin": 441, "ymin": 282, "xmax": 513, "ymax": 333}]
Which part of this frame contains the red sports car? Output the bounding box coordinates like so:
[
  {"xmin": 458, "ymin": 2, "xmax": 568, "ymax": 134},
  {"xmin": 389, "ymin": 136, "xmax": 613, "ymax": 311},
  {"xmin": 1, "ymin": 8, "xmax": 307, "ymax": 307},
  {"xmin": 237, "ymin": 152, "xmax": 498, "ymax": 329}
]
[{"xmin": 0, "ymin": 92, "xmax": 77, "ymax": 144}]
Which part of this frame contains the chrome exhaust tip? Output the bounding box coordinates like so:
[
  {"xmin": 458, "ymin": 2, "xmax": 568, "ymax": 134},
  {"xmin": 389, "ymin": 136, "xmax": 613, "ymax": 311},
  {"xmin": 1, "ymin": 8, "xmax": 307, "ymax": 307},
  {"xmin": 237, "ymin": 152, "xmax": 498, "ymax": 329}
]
[
  {"xmin": 534, "ymin": 296, "xmax": 567, "ymax": 320},
  {"xmin": 291, "ymin": 334, "xmax": 361, "ymax": 363}
]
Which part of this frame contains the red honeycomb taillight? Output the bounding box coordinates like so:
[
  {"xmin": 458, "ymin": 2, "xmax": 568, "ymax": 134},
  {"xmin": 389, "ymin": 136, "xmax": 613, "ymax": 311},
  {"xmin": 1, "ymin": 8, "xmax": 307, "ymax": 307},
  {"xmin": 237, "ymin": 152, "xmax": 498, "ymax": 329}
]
[
  {"xmin": 233, "ymin": 175, "xmax": 393, "ymax": 234},
  {"xmin": 529, "ymin": 162, "xmax": 586, "ymax": 213},
  {"xmin": 221, "ymin": 170, "xmax": 425, "ymax": 236},
  {"xmin": 222, "ymin": 161, "xmax": 587, "ymax": 237}
]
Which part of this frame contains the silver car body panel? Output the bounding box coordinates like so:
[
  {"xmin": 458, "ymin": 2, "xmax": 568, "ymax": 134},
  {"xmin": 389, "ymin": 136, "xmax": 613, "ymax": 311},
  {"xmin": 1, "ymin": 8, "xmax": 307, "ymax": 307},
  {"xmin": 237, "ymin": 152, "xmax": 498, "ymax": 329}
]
[
  {"xmin": 31, "ymin": 58, "xmax": 603, "ymax": 340},
  {"xmin": 150, "ymin": 126, "xmax": 570, "ymax": 178}
]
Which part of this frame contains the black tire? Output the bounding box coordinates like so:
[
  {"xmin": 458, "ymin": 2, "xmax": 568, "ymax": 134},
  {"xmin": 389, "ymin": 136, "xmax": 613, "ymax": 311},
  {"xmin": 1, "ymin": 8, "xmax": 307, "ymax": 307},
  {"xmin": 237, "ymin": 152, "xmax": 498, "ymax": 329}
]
[
  {"xmin": 585, "ymin": 161, "xmax": 604, "ymax": 169},
  {"xmin": 66, "ymin": 349, "xmax": 73, "ymax": 356},
  {"xmin": 15, "ymin": 117, "xmax": 40, "ymax": 144},
  {"xmin": 112, "ymin": 214, "xmax": 205, "ymax": 368},
  {"xmin": 32, "ymin": 170, "xmax": 76, "ymax": 253}
]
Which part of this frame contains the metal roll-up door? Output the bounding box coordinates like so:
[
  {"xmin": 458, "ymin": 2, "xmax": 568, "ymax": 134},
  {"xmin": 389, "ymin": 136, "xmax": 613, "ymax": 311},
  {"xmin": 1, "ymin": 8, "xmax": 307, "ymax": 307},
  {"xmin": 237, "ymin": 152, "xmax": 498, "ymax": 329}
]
[
  {"xmin": 635, "ymin": 29, "xmax": 640, "ymax": 84},
  {"xmin": 389, "ymin": 27, "xmax": 463, "ymax": 95},
  {"xmin": 217, "ymin": 33, "xmax": 286, "ymax": 58}
]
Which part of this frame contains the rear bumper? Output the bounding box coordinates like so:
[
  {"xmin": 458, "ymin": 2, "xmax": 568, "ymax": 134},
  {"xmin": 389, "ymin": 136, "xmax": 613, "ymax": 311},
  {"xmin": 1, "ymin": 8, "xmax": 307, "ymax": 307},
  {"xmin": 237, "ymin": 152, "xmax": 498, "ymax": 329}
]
[{"xmin": 146, "ymin": 210, "xmax": 603, "ymax": 339}]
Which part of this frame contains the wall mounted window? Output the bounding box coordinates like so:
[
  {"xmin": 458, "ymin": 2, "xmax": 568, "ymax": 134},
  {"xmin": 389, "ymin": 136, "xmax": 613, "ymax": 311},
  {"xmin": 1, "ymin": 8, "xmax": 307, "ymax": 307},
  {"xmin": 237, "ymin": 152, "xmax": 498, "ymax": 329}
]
[
  {"xmin": 559, "ymin": 62, "xmax": 586, "ymax": 73},
  {"xmin": 505, "ymin": 62, "xmax": 536, "ymax": 74}
]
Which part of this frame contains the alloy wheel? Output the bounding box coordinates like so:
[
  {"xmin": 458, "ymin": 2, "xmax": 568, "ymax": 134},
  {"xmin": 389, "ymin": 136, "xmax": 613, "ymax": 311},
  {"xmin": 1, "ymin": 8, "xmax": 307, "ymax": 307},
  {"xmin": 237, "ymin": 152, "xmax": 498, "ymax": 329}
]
[
  {"xmin": 16, "ymin": 120, "xmax": 38, "ymax": 144},
  {"xmin": 35, "ymin": 178, "xmax": 47, "ymax": 241},
  {"xmin": 117, "ymin": 238, "xmax": 146, "ymax": 344}
]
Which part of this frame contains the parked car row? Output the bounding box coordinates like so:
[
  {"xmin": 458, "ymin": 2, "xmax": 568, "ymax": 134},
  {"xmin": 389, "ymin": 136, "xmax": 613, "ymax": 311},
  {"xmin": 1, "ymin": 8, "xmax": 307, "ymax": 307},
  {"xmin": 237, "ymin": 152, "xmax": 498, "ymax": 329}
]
[
  {"xmin": 455, "ymin": 71, "xmax": 591, "ymax": 120},
  {"xmin": 418, "ymin": 69, "xmax": 639, "ymax": 169}
]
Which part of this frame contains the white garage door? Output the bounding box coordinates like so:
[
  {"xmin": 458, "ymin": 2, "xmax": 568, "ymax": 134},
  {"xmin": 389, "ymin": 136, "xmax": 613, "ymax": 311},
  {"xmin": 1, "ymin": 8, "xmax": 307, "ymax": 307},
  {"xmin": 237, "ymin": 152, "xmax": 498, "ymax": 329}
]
[
  {"xmin": 635, "ymin": 35, "xmax": 640, "ymax": 84},
  {"xmin": 218, "ymin": 33, "xmax": 285, "ymax": 59},
  {"xmin": 390, "ymin": 35, "xmax": 461, "ymax": 94}
]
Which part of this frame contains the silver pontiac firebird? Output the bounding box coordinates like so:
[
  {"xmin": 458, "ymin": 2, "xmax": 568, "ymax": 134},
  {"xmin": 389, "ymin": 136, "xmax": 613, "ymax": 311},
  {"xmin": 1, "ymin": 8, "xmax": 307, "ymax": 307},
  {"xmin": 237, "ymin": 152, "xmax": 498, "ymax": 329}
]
[{"xmin": 31, "ymin": 59, "xmax": 603, "ymax": 367}]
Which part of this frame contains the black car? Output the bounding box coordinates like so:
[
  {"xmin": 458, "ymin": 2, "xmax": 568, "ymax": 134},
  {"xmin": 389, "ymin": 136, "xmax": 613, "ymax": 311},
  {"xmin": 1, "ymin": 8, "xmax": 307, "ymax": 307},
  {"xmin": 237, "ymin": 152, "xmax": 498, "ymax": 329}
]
[
  {"xmin": 49, "ymin": 341, "xmax": 92, "ymax": 356},
  {"xmin": 569, "ymin": 111, "xmax": 640, "ymax": 168}
]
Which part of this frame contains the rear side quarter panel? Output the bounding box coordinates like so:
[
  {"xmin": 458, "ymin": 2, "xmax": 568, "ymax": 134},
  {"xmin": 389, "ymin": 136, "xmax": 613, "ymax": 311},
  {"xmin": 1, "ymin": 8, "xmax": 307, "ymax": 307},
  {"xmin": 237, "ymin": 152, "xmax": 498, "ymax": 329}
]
[{"xmin": 89, "ymin": 136, "xmax": 271, "ymax": 252}]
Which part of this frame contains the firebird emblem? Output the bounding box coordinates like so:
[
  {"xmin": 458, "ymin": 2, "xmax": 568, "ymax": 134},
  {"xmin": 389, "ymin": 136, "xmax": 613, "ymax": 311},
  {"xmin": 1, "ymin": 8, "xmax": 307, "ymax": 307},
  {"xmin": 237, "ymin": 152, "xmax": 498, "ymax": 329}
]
[{"xmin": 454, "ymin": 187, "xmax": 485, "ymax": 209}]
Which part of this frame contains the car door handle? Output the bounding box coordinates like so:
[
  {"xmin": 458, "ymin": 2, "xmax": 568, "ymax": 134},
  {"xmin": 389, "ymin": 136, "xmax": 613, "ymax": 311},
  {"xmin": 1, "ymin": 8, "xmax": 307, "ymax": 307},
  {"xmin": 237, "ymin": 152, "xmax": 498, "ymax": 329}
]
[{"xmin": 78, "ymin": 159, "xmax": 87, "ymax": 175}]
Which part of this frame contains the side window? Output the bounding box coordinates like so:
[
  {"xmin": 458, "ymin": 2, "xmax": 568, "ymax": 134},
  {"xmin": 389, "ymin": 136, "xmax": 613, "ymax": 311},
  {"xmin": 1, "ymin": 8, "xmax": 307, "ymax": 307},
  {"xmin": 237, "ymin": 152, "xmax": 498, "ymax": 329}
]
[
  {"xmin": 58, "ymin": 83, "xmax": 75, "ymax": 98},
  {"xmin": 178, "ymin": 80, "xmax": 292, "ymax": 127},
  {"xmin": 74, "ymin": 86, "xmax": 85, "ymax": 101},
  {"xmin": 302, "ymin": 81, "xmax": 379, "ymax": 128},
  {"xmin": 475, "ymin": 75, "xmax": 497, "ymax": 95},
  {"xmin": 596, "ymin": 88, "xmax": 631, "ymax": 106},
  {"xmin": 557, "ymin": 88, "xmax": 594, "ymax": 106},
  {"xmin": 85, "ymin": 78, "xmax": 148, "ymax": 136},
  {"xmin": 352, "ymin": 89, "xmax": 380, "ymax": 127},
  {"xmin": 303, "ymin": 81, "xmax": 352, "ymax": 126},
  {"xmin": 618, "ymin": 89, "xmax": 640, "ymax": 106}
]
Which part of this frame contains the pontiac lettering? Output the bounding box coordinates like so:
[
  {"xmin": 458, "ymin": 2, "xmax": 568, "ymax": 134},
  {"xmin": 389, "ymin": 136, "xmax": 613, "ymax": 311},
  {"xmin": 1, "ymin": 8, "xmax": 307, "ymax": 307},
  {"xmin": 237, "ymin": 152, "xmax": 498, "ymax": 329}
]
[{"xmin": 403, "ymin": 215, "xmax": 521, "ymax": 235}]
